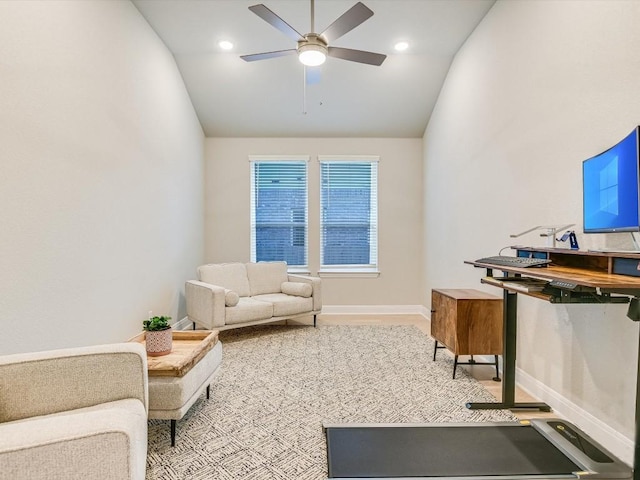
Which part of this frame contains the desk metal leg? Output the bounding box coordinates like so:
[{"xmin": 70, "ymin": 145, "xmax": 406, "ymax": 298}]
[
  {"xmin": 467, "ymin": 290, "xmax": 550, "ymax": 412},
  {"xmin": 635, "ymin": 328, "xmax": 640, "ymax": 480}
]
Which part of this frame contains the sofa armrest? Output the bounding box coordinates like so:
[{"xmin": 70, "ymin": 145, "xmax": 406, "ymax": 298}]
[
  {"xmin": 0, "ymin": 399, "xmax": 147, "ymax": 480},
  {"xmin": 186, "ymin": 280, "xmax": 226, "ymax": 329},
  {"xmin": 288, "ymin": 274, "xmax": 322, "ymax": 312},
  {"xmin": 0, "ymin": 343, "xmax": 148, "ymax": 423}
]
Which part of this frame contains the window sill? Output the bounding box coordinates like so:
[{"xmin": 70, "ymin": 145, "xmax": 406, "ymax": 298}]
[
  {"xmin": 318, "ymin": 268, "xmax": 380, "ymax": 278},
  {"xmin": 288, "ymin": 268, "xmax": 311, "ymax": 275}
]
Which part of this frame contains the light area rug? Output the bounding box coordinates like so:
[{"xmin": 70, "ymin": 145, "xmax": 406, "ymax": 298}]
[{"xmin": 146, "ymin": 324, "xmax": 518, "ymax": 479}]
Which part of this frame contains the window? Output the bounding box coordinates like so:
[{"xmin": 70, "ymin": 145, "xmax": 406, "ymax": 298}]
[
  {"xmin": 250, "ymin": 156, "xmax": 308, "ymax": 268},
  {"xmin": 319, "ymin": 156, "xmax": 378, "ymax": 274}
]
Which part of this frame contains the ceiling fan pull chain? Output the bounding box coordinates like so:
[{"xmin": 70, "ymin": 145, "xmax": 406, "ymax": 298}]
[{"xmin": 302, "ymin": 67, "xmax": 307, "ymax": 115}]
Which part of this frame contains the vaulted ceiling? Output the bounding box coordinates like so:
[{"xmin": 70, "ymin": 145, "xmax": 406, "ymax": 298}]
[{"xmin": 133, "ymin": 0, "xmax": 495, "ymax": 138}]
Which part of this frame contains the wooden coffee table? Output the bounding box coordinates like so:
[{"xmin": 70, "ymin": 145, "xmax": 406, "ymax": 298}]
[{"xmin": 130, "ymin": 330, "xmax": 222, "ymax": 445}]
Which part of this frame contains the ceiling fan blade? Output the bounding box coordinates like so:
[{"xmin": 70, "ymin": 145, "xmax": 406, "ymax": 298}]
[
  {"xmin": 240, "ymin": 49, "xmax": 297, "ymax": 62},
  {"xmin": 327, "ymin": 47, "xmax": 386, "ymax": 66},
  {"xmin": 248, "ymin": 4, "xmax": 303, "ymax": 41},
  {"xmin": 320, "ymin": 2, "xmax": 374, "ymax": 43}
]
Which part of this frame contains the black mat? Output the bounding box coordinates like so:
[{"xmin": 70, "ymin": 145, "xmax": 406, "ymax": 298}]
[{"xmin": 325, "ymin": 424, "xmax": 580, "ymax": 478}]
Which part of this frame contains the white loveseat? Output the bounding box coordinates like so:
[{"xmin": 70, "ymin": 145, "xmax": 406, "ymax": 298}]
[
  {"xmin": 0, "ymin": 343, "xmax": 148, "ymax": 480},
  {"xmin": 186, "ymin": 261, "xmax": 322, "ymax": 330}
]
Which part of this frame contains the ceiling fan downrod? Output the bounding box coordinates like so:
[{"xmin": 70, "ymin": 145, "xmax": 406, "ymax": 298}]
[{"xmin": 310, "ymin": 0, "xmax": 315, "ymax": 33}]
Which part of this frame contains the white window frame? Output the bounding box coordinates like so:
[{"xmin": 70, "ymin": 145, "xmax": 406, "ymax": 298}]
[
  {"xmin": 318, "ymin": 155, "xmax": 379, "ymax": 278},
  {"xmin": 249, "ymin": 155, "xmax": 310, "ymax": 273}
]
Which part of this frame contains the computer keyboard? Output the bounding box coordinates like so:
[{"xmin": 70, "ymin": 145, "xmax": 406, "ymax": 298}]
[{"xmin": 474, "ymin": 255, "xmax": 552, "ymax": 268}]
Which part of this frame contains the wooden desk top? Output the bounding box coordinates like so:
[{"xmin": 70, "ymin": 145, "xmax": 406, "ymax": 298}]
[
  {"xmin": 467, "ymin": 261, "xmax": 640, "ymax": 289},
  {"xmin": 130, "ymin": 330, "xmax": 219, "ymax": 377},
  {"xmin": 466, "ymin": 247, "xmax": 640, "ymax": 290}
]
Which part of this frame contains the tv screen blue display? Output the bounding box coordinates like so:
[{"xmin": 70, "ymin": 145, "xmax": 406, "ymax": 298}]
[{"xmin": 583, "ymin": 127, "xmax": 640, "ymax": 233}]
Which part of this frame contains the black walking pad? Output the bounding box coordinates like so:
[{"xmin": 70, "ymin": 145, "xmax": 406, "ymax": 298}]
[{"xmin": 324, "ymin": 419, "xmax": 632, "ymax": 479}]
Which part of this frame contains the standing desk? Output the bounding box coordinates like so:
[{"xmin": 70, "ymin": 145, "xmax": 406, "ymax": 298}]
[{"xmin": 466, "ymin": 247, "xmax": 640, "ymax": 480}]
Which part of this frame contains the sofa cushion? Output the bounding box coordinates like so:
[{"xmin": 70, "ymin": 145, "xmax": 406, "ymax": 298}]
[
  {"xmin": 225, "ymin": 297, "xmax": 273, "ymax": 325},
  {"xmin": 198, "ymin": 263, "xmax": 251, "ymax": 298},
  {"xmin": 252, "ymin": 293, "xmax": 313, "ymax": 317},
  {"xmin": 0, "ymin": 399, "xmax": 147, "ymax": 480},
  {"xmin": 281, "ymin": 281, "xmax": 312, "ymax": 298},
  {"xmin": 246, "ymin": 261, "xmax": 289, "ymax": 296}
]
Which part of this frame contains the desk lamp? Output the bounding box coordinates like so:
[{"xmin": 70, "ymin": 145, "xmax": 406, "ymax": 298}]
[{"xmin": 510, "ymin": 224, "xmax": 575, "ymax": 248}]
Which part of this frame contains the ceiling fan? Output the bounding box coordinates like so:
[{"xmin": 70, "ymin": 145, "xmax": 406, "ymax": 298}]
[{"xmin": 240, "ymin": 0, "xmax": 387, "ymax": 68}]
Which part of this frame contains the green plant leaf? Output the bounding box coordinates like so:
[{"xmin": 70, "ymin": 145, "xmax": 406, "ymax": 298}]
[{"xmin": 143, "ymin": 315, "xmax": 171, "ymax": 331}]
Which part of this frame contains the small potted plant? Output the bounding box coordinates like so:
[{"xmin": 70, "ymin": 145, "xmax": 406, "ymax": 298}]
[{"xmin": 143, "ymin": 315, "xmax": 172, "ymax": 357}]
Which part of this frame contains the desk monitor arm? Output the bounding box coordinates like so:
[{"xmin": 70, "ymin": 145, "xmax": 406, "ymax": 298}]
[{"xmin": 510, "ymin": 224, "xmax": 575, "ymax": 248}]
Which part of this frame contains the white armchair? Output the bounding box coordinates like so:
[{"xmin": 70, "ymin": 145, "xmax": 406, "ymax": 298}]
[{"xmin": 0, "ymin": 343, "xmax": 149, "ymax": 480}]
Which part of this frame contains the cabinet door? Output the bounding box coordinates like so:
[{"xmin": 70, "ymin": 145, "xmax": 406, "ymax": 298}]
[
  {"xmin": 430, "ymin": 291, "xmax": 457, "ymax": 350},
  {"xmin": 456, "ymin": 299, "xmax": 503, "ymax": 355}
]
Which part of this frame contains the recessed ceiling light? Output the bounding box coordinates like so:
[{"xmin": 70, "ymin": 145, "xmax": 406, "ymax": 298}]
[
  {"xmin": 394, "ymin": 41, "xmax": 409, "ymax": 52},
  {"xmin": 218, "ymin": 40, "xmax": 234, "ymax": 51}
]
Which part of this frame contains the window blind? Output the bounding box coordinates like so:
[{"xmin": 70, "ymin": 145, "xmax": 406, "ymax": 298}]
[
  {"xmin": 320, "ymin": 159, "xmax": 378, "ymax": 269},
  {"xmin": 250, "ymin": 159, "xmax": 308, "ymax": 267}
]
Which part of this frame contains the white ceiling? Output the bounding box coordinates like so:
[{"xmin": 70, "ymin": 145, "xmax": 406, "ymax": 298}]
[{"xmin": 133, "ymin": 0, "xmax": 495, "ymax": 138}]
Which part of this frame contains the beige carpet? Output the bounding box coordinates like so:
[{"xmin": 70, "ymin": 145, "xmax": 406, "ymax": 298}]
[{"xmin": 146, "ymin": 324, "xmax": 518, "ymax": 479}]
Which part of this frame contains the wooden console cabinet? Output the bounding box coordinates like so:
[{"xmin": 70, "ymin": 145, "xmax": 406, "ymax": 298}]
[{"xmin": 431, "ymin": 288, "xmax": 503, "ymax": 380}]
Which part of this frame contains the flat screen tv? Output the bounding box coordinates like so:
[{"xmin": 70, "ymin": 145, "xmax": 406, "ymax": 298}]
[{"xmin": 583, "ymin": 127, "xmax": 640, "ymax": 233}]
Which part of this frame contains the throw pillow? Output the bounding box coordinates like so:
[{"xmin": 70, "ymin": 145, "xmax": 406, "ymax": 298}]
[
  {"xmin": 224, "ymin": 289, "xmax": 240, "ymax": 307},
  {"xmin": 281, "ymin": 281, "xmax": 312, "ymax": 298}
]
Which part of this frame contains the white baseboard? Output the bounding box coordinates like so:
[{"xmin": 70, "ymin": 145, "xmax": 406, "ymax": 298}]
[
  {"xmin": 174, "ymin": 307, "xmax": 429, "ymax": 331},
  {"xmin": 173, "ymin": 316, "xmax": 192, "ymax": 331},
  {"xmin": 321, "ymin": 304, "xmax": 429, "ymax": 317},
  {"xmin": 516, "ymin": 367, "xmax": 634, "ymax": 466}
]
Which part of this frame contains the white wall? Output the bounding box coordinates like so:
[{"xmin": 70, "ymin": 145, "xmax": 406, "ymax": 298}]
[
  {"xmin": 0, "ymin": 1, "xmax": 204, "ymax": 354},
  {"xmin": 205, "ymin": 137, "xmax": 424, "ymax": 307},
  {"xmin": 424, "ymin": 0, "xmax": 640, "ymax": 463}
]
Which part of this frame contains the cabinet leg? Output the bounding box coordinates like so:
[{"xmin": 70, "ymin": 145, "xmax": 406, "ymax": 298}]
[
  {"xmin": 493, "ymin": 355, "xmax": 501, "ymax": 382},
  {"xmin": 453, "ymin": 355, "xmax": 458, "ymax": 379},
  {"xmin": 433, "ymin": 340, "xmax": 438, "ymax": 361}
]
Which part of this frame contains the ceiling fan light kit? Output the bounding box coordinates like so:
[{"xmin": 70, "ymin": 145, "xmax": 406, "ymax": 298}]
[{"xmin": 298, "ymin": 35, "xmax": 328, "ymax": 66}]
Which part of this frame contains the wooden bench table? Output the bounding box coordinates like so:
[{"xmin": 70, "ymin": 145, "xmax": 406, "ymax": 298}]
[{"xmin": 130, "ymin": 330, "xmax": 222, "ymax": 446}]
